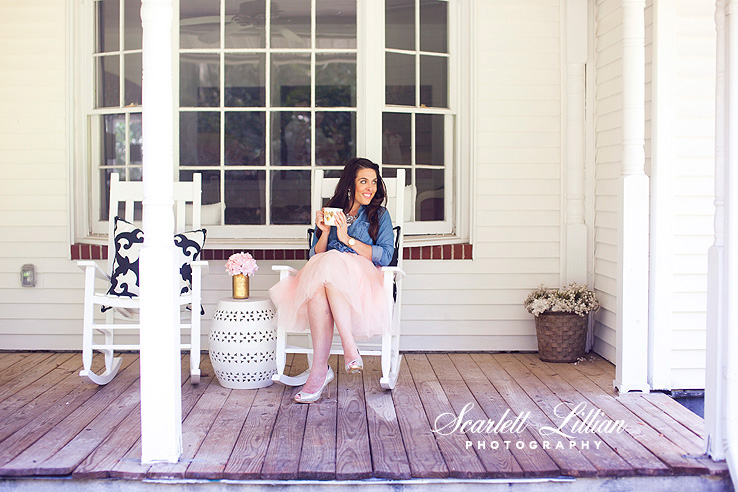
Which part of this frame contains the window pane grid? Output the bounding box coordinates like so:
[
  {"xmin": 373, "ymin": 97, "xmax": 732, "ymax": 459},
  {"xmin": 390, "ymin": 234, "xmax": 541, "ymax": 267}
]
[
  {"xmin": 179, "ymin": 0, "xmax": 357, "ymax": 227},
  {"xmin": 383, "ymin": 0, "xmax": 451, "ymax": 224}
]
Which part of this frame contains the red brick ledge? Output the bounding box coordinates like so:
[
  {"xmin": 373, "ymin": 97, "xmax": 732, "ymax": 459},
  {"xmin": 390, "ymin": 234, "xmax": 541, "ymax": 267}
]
[{"xmin": 71, "ymin": 243, "xmax": 472, "ymax": 261}]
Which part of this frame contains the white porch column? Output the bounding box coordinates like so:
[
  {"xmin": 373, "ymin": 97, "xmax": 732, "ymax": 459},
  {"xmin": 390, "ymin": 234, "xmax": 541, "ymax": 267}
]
[
  {"xmin": 715, "ymin": 1, "xmax": 738, "ymax": 484},
  {"xmin": 614, "ymin": 0, "xmax": 650, "ymax": 393},
  {"xmin": 139, "ymin": 0, "xmax": 182, "ymax": 463},
  {"xmin": 705, "ymin": 0, "xmax": 726, "ymax": 461},
  {"xmin": 647, "ymin": 0, "xmax": 675, "ymax": 391},
  {"xmin": 563, "ymin": 0, "xmax": 588, "ymax": 285}
]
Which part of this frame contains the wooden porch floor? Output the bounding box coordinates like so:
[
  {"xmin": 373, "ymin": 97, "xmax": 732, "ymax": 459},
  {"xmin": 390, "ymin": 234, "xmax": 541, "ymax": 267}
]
[{"xmin": 0, "ymin": 351, "xmax": 728, "ymax": 481}]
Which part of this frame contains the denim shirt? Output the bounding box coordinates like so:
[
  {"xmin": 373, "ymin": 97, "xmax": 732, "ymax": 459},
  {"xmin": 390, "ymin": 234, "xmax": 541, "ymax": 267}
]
[{"xmin": 309, "ymin": 206, "xmax": 394, "ymax": 267}]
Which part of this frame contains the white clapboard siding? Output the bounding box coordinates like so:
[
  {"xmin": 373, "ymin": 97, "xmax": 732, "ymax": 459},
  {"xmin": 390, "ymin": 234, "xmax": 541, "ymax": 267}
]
[
  {"xmin": 665, "ymin": 0, "xmax": 715, "ymax": 389},
  {"xmin": 592, "ymin": 0, "xmax": 623, "ymax": 363},
  {"xmin": 0, "ymin": 1, "xmax": 73, "ymax": 349},
  {"xmin": 1, "ymin": 0, "xmax": 565, "ymax": 354}
]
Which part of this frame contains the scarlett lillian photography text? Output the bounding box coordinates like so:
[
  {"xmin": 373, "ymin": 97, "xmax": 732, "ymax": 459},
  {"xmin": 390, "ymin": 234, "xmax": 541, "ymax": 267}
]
[{"xmin": 431, "ymin": 401, "xmax": 626, "ymax": 451}]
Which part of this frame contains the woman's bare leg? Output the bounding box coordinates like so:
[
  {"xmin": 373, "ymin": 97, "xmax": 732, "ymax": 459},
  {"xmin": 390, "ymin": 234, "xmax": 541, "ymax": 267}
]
[
  {"xmin": 303, "ymin": 285, "xmax": 334, "ymax": 392},
  {"xmin": 325, "ymin": 286, "xmax": 360, "ymax": 363}
]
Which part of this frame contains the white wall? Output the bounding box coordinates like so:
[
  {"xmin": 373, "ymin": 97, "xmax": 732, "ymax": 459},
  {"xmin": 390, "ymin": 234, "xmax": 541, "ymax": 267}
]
[
  {"xmin": 0, "ymin": 1, "xmax": 78, "ymax": 349},
  {"xmin": 665, "ymin": 0, "xmax": 715, "ymax": 389},
  {"xmin": 592, "ymin": 0, "xmax": 622, "ymax": 362},
  {"xmin": 0, "ymin": 0, "xmax": 567, "ymax": 353}
]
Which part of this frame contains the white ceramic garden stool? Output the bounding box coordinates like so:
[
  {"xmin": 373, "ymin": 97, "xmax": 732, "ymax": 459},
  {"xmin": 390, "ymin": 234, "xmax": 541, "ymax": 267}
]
[{"xmin": 208, "ymin": 297, "xmax": 277, "ymax": 389}]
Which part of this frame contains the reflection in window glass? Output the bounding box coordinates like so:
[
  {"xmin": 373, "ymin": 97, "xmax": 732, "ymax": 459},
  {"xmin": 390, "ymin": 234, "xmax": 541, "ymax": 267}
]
[
  {"xmin": 416, "ymin": 114, "xmax": 444, "ymax": 165},
  {"xmin": 386, "ymin": 53, "xmax": 415, "ymax": 106},
  {"xmin": 316, "ymin": 54, "xmax": 356, "ymax": 107},
  {"xmin": 416, "ymin": 168, "xmax": 444, "ymax": 221},
  {"xmin": 316, "ymin": 112, "xmax": 355, "ymax": 166},
  {"xmin": 102, "ymin": 114, "xmax": 126, "ymax": 167},
  {"xmin": 385, "ymin": 0, "xmax": 414, "ymax": 50},
  {"xmin": 271, "ymin": 0, "xmax": 311, "ymax": 48},
  {"xmin": 316, "ymin": 0, "xmax": 357, "ymax": 49},
  {"xmin": 100, "ymin": 168, "xmax": 124, "ymax": 220},
  {"xmin": 271, "ymin": 54, "xmax": 311, "ymax": 107},
  {"xmin": 179, "ymin": 112, "xmax": 220, "ymax": 166},
  {"xmin": 382, "ymin": 113, "xmax": 411, "ymax": 165},
  {"xmin": 225, "ymin": 112, "xmax": 266, "ymax": 166},
  {"xmin": 225, "ymin": 0, "xmax": 266, "ymax": 49},
  {"xmin": 381, "ymin": 167, "xmax": 412, "ymax": 186},
  {"xmin": 124, "ymin": 53, "xmax": 142, "ymax": 106},
  {"xmin": 180, "ymin": 54, "xmax": 220, "ymax": 107},
  {"xmin": 420, "ymin": 0, "xmax": 447, "ymax": 53},
  {"xmin": 225, "ymin": 54, "xmax": 265, "ymax": 107},
  {"xmin": 129, "ymin": 114, "xmax": 143, "ymax": 166},
  {"xmin": 97, "ymin": 55, "xmax": 120, "ymax": 108},
  {"xmin": 181, "ymin": 169, "xmax": 221, "ymax": 205},
  {"xmin": 420, "ymin": 55, "xmax": 448, "ymax": 108},
  {"xmin": 271, "ymin": 170, "xmax": 312, "ymax": 224},
  {"xmin": 272, "ymin": 112, "xmax": 311, "ymax": 166},
  {"xmin": 96, "ymin": 0, "xmax": 119, "ymax": 53},
  {"xmin": 180, "ymin": 0, "xmax": 220, "ymax": 49},
  {"xmin": 124, "ymin": 0, "xmax": 142, "ymax": 50},
  {"xmin": 225, "ymin": 170, "xmax": 265, "ymax": 224}
]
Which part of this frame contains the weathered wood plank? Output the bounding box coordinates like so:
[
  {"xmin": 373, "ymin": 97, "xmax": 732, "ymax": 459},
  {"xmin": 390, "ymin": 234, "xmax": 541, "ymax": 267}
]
[
  {"xmin": 0, "ymin": 353, "xmax": 46, "ymax": 381},
  {"xmin": 615, "ymin": 394, "xmax": 729, "ymax": 476},
  {"xmin": 147, "ymin": 369, "xmax": 228, "ymax": 479},
  {"xmin": 391, "ymin": 357, "xmax": 448, "ymax": 478},
  {"xmin": 0, "ymin": 355, "xmax": 140, "ymax": 476},
  {"xmin": 639, "ymin": 392, "xmax": 705, "ymax": 437},
  {"xmin": 514, "ymin": 353, "xmax": 668, "ymax": 476},
  {"xmin": 298, "ymin": 355, "xmax": 338, "ymax": 480},
  {"xmin": 0, "ymin": 355, "xmax": 137, "ymax": 470},
  {"xmin": 73, "ymin": 356, "xmax": 199, "ymax": 478},
  {"xmin": 582, "ymin": 358, "xmax": 709, "ymax": 444},
  {"xmin": 108, "ymin": 356, "xmax": 210, "ymax": 480},
  {"xmin": 24, "ymin": 363, "xmax": 141, "ymax": 475},
  {"xmin": 363, "ymin": 356, "xmax": 411, "ymax": 479},
  {"xmin": 504, "ymin": 353, "xmax": 635, "ymax": 477},
  {"xmin": 221, "ymin": 354, "xmax": 293, "ymax": 480},
  {"xmin": 567, "ymin": 355, "xmax": 725, "ymax": 475},
  {"xmin": 0, "ymin": 353, "xmax": 75, "ymax": 404},
  {"xmin": 184, "ymin": 385, "xmax": 258, "ymax": 479},
  {"xmin": 449, "ymin": 353, "xmax": 566, "ymax": 477},
  {"xmin": 0, "ymin": 355, "xmax": 81, "ymax": 438},
  {"xmin": 72, "ymin": 402, "xmax": 141, "ymax": 479},
  {"xmin": 335, "ymin": 355, "xmax": 372, "ymax": 480},
  {"xmin": 405, "ymin": 354, "xmax": 487, "ymax": 478},
  {"xmin": 426, "ymin": 354, "xmax": 526, "ymax": 478},
  {"xmin": 541, "ymin": 356, "xmax": 710, "ymax": 475},
  {"xmin": 260, "ymin": 355, "xmax": 311, "ymax": 480}
]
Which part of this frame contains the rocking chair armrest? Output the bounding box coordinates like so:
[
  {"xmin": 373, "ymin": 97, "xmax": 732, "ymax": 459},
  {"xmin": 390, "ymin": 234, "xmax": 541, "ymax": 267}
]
[
  {"xmin": 272, "ymin": 264, "xmax": 298, "ymax": 280},
  {"xmin": 191, "ymin": 260, "xmax": 209, "ymax": 277},
  {"xmin": 77, "ymin": 260, "xmax": 110, "ymax": 282},
  {"xmin": 380, "ymin": 266, "xmax": 406, "ymax": 281}
]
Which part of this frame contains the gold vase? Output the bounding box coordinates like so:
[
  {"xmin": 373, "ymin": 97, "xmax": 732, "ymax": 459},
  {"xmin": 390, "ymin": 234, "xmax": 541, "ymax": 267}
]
[{"xmin": 232, "ymin": 274, "xmax": 249, "ymax": 299}]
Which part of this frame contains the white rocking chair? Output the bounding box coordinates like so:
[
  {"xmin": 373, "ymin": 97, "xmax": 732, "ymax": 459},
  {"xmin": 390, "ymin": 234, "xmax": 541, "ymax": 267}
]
[
  {"xmin": 272, "ymin": 169, "xmax": 407, "ymax": 390},
  {"xmin": 77, "ymin": 174, "xmax": 209, "ymax": 385}
]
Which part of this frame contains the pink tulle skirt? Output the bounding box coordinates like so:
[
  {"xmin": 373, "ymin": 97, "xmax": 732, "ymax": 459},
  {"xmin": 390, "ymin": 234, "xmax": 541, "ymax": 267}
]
[{"xmin": 269, "ymin": 250, "xmax": 390, "ymax": 341}]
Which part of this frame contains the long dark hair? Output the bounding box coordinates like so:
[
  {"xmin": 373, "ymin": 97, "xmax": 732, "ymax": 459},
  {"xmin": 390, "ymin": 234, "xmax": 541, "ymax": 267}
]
[{"xmin": 325, "ymin": 157, "xmax": 387, "ymax": 243}]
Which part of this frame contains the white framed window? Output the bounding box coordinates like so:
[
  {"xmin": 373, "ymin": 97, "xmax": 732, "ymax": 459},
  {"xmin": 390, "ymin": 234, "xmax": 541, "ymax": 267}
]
[{"xmin": 77, "ymin": 0, "xmax": 468, "ymax": 244}]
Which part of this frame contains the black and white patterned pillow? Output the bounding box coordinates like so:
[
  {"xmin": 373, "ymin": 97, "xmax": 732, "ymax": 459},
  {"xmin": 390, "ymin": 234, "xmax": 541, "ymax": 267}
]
[{"xmin": 105, "ymin": 217, "xmax": 206, "ymax": 302}]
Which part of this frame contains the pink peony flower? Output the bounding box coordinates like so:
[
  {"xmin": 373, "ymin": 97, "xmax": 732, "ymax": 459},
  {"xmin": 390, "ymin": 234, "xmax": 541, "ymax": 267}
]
[{"xmin": 225, "ymin": 252, "xmax": 259, "ymax": 277}]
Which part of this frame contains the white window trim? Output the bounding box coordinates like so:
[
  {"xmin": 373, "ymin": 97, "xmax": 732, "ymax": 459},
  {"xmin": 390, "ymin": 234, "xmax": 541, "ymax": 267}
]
[{"xmin": 72, "ymin": 0, "xmax": 473, "ymax": 248}]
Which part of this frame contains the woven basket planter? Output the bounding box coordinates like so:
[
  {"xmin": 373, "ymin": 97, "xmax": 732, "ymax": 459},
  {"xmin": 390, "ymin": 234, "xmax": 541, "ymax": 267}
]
[{"xmin": 534, "ymin": 311, "xmax": 587, "ymax": 363}]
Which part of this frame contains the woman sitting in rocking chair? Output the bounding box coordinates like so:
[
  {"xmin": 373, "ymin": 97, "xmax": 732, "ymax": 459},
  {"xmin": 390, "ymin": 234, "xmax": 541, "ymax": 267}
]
[{"xmin": 269, "ymin": 157, "xmax": 395, "ymax": 403}]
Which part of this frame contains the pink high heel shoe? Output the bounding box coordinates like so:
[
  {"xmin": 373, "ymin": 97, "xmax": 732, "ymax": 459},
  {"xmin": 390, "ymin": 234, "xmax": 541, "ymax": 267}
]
[
  {"xmin": 294, "ymin": 366, "xmax": 334, "ymax": 404},
  {"xmin": 345, "ymin": 352, "xmax": 363, "ymax": 374}
]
